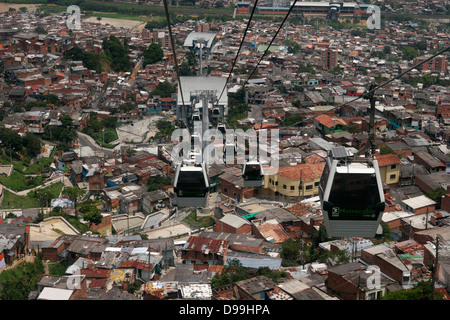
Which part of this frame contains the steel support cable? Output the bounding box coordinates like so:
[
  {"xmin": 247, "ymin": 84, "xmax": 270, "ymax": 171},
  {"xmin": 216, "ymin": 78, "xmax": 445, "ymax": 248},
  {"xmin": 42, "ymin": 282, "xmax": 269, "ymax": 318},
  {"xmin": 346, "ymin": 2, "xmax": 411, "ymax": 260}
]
[
  {"xmin": 244, "ymin": 0, "xmax": 299, "ymax": 85},
  {"xmin": 163, "ymin": 0, "xmax": 187, "ymax": 125},
  {"xmin": 216, "ymin": 0, "xmax": 260, "ymax": 107},
  {"xmin": 285, "ymin": 45, "xmax": 450, "ymax": 128}
]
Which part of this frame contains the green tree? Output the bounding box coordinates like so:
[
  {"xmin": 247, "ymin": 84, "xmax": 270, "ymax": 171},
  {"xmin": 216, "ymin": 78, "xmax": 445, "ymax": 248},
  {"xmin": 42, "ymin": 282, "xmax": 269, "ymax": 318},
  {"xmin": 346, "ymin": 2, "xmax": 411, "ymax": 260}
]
[
  {"xmin": 101, "ymin": 117, "xmax": 118, "ymax": 129},
  {"xmin": 185, "ymin": 50, "xmax": 197, "ymax": 67},
  {"xmin": 415, "ymin": 41, "xmax": 427, "ymax": 51},
  {"xmin": 62, "ymin": 187, "xmax": 86, "ymax": 214},
  {"xmin": 426, "ymin": 188, "xmax": 446, "ymax": 209},
  {"xmin": 179, "ymin": 62, "xmax": 194, "ymax": 76},
  {"xmin": 330, "ymin": 65, "xmax": 342, "ymax": 74},
  {"xmin": 380, "ymin": 280, "xmax": 443, "ymax": 300},
  {"xmin": 102, "ymin": 35, "xmax": 131, "ymax": 72},
  {"xmin": 281, "ymin": 115, "xmax": 303, "ymax": 127},
  {"xmin": 283, "ymin": 40, "xmax": 301, "ymax": 54},
  {"xmin": 22, "ymin": 132, "xmax": 42, "ymax": 158},
  {"xmin": 280, "ymin": 239, "xmax": 304, "ymax": 266},
  {"xmin": 43, "ymin": 125, "xmax": 77, "ymax": 143},
  {"xmin": 32, "ymin": 189, "xmax": 53, "ymax": 209},
  {"xmin": 147, "ymin": 174, "xmax": 171, "ymax": 191},
  {"xmin": 35, "ymin": 26, "xmax": 47, "ymax": 34},
  {"xmin": 143, "ymin": 42, "xmax": 164, "ymax": 66},
  {"xmin": 402, "ymin": 46, "xmax": 419, "ymax": 61},
  {"xmin": 79, "ymin": 203, "xmax": 103, "ymax": 229},
  {"xmin": 150, "ymin": 81, "xmax": 176, "ymax": 98},
  {"xmin": 210, "ymin": 259, "xmax": 251, "ymax": 288},
  {"xmin": 343, "ymin": 123, "xmax": 360, "ymax": 134},
  {"xmin": 63, "ymin": 47, "xmax": 103, "ymax": 73},
  {"xmin": 298, "ymin": 63, "xmax": 316, "ymax": 74},
  {"xmin": 0, "ymin": 258, "xmax": 45, "ymax": 300},
  {"xmin": 59, "ymin": 115, "xmax": 73, "ymax": 128},
  {"xmin": 0, "ymin": 127, "xmax": 23, "ymax": 155}
]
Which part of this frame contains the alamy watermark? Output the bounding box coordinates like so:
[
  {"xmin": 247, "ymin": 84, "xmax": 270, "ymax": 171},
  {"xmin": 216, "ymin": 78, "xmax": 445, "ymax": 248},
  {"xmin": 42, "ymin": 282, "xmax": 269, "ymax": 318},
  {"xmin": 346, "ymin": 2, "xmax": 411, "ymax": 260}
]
[
  {"xmin": 66, "ymin": 264, "xmax": 82, "ymax": 289},
  {"xmin": 366, "ymin": 265, "xmax": 381, "ymax": 290},
  {"xmin": 171, "ymin": 122, "xmax": 280, "ymax": 172},
  {"xmin": 366, "ymin": 5, "xmax": 381, "ymax": 30},
  {"xmin": 66, "ymin": 5, "xmax": 81, "ymax": 30}
]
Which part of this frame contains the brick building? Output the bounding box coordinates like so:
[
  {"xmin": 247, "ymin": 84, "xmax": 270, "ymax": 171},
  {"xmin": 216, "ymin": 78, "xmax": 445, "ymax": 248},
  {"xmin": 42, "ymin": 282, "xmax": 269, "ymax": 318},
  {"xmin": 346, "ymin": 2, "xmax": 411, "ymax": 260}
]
[
  {"xmin": 327, "ymin": 262, "xmax": 396, "ymax": 300},
  {"xmin": 181, "ymin": 236, "xmax": 229, "ymax": 265},
  {"xmin": 213, "ymin": 214, "xmax": 252, "ymax": 235}
]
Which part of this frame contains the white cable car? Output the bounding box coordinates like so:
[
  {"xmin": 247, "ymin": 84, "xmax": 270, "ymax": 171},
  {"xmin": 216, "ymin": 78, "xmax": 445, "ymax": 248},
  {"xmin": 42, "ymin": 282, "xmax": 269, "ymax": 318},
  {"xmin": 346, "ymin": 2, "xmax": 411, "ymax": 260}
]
[
  {"xmin": 319, "ymin": 146, "xmax": 385, "ymax": 238},
  {"xmin": 212, "ymin": 106, "xmax": 220, "ymax": 117},
  {"xmin": 192, "ymin": 112, "xmax": 201, "ymax": 122},
  {"xmin": 242, "ymin": 159, "xmax": 264, "ymax": 187},
  {"xmin": 217, "ymin": 123, "xmax": 226, "ymax": 135},
  {"xmin": 173, "ymin": 158, "xmax": 209, "ymax": 208}
]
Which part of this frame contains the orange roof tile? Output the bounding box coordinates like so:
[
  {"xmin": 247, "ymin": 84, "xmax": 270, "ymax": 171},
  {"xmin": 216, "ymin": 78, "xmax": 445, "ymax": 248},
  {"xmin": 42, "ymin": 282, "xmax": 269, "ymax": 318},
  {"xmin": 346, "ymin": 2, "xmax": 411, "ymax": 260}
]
[
  {"xmin": 257, "ymin": 223, "xmax": 290, "ymax": 243},
  {"xmin": 375, "ymin": 153, "xmax": 401, "ymax": 167},
  {"xmin": 315, "ymin": 114, "xmax": 346, "ymax": 128},
  {"xmin": 277, "ymin": 161, "xmax": 325, "ymax": 181}
]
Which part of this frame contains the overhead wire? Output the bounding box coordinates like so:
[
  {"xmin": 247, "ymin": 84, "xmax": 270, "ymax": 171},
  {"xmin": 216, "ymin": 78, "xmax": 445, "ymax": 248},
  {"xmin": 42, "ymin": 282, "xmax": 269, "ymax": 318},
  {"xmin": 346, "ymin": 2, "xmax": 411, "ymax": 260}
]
[
  {"xmin": 162, "ymin": 0, "xmax": 187, "ymax": 125},
  {"xmin": 244, "ymin": 0, "xmax": 299, "ymax": 85},
  {"xmin": 216, "ymin": 0, "xmax": 260, "ymax": 107}
]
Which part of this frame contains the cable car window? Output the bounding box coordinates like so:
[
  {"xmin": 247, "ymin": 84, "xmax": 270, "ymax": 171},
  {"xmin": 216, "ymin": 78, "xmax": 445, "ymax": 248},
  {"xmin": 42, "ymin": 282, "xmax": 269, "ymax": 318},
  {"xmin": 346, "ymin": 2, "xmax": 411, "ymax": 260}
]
[
  {"xmin": 177, "ymin": 171, "xmax": 206, "ymax": 187},
  {"xmin": 327, "ymin": 173, "xmax": 382, "ymax": 220},
  {"xmin": 244, "ymin": 165, "xmax": 261, "ymax": 180},
  {"xmin": 175, "ymin": 170, "xmax": 207, "ymax": 197}
]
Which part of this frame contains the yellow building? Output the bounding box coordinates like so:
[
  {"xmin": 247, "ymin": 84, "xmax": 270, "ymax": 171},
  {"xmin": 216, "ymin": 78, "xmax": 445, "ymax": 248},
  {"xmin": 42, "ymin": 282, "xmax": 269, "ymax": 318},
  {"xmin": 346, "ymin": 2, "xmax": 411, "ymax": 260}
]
[
  {"xmin": 261, "ymin": 156, "xmax": 325, "ymax": 203},
  {"xmin": 375, "ymin": 153, "xmax": 401, "ymax": 186}
]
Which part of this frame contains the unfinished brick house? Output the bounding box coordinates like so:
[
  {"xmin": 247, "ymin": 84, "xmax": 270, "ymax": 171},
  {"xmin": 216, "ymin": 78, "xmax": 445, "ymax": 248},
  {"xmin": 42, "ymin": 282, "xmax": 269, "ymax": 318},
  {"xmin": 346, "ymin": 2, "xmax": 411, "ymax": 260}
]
[{"xmin": 181, "ymin": 236, "xmax": 229, "ymax": 265}]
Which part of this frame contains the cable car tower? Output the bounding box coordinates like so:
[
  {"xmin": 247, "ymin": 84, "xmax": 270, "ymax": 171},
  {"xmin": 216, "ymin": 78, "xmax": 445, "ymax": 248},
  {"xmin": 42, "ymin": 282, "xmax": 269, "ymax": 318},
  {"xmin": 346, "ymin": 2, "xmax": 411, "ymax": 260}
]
[{"xmin": 319, "ymin": 83, "xmax": 385, "ymax": 238}]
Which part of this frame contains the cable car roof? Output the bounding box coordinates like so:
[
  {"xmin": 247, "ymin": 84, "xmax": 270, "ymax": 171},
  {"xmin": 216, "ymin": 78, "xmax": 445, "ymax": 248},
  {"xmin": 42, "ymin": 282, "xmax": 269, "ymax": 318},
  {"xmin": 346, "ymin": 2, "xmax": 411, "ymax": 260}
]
[{"xmin": 335, "ymin": 161, "xmax": 376, "ymax": 174}]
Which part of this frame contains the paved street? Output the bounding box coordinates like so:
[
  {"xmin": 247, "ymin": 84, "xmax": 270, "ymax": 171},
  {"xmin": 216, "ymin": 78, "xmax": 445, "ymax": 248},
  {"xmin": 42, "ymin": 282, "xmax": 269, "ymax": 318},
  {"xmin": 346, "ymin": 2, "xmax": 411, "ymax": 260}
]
[{"xmin": 76, "ymin": 132, "xmax": 116, "ymax": 158}]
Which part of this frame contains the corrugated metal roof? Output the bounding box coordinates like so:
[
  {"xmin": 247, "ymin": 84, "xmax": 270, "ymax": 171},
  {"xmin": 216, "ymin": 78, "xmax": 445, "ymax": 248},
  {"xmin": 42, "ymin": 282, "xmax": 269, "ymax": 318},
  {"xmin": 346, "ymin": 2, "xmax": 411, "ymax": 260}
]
[
  {"xmin": 37, "ymin": 287, "xmax": 73, "ymax": 300},
  {"xmin": 185, "ymin": 236, "xmax": 229, "ymax": 255},
  {"xmin": 220, "ymin": 214, "xmax": 251, "ymax": 228}
]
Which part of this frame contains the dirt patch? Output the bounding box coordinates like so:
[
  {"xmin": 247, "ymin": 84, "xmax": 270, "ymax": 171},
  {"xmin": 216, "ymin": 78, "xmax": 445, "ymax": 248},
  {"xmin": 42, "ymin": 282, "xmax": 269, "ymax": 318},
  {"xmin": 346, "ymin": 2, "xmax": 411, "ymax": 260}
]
[{"xmin": 84, "ymin": 16, "xmax": 146, "ymax": 30}]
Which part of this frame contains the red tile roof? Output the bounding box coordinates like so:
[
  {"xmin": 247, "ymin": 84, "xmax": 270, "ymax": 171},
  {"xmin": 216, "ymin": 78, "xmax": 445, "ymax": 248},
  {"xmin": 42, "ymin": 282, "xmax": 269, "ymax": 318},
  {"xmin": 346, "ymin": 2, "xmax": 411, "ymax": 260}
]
[
  {"xmin": 257, "ymin": 223, "xmax": 290, "ymax": 243},
  {"xmin": 315, "ymin": 114, "xmax": 347, "ymax": 128},
  {"xmin": 286, "ymin": 202, "xmax": 321, "ymax": 217},
  {"xmin": 375, "ymin": 153, "xmax": 401, "ymax": 167},
  {"xmin": 277, "ymin": 161, "xmax": 325, "ymax": 181}
]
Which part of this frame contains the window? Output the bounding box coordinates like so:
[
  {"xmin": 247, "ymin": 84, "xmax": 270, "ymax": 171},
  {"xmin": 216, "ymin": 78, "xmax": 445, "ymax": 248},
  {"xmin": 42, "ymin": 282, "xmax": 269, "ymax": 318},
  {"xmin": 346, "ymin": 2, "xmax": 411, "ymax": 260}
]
[
  {"xmin": 391, "ymin": 164, "xmax": 397, "ymax": 169},
  {"xmin": 390, "ymin": 174, "xmax": 396, "ymax": 180},
  {"xmin": 314, "ymin": 181, "xmax": 319, "ymax": 187},
  {"xmin": 305, "ymin": 185, "xmax": 313, "ymax": 190},
  {"xmin": 283, "ymin": 184, "xmax": 287, "ymax": 189},
  {"xmin": 367, "ymin": 291, "xmax": 382, "ymax": 300},
  {"xmin": 290, "ymin": 186, "xmax": 295, "ymax": 190}
]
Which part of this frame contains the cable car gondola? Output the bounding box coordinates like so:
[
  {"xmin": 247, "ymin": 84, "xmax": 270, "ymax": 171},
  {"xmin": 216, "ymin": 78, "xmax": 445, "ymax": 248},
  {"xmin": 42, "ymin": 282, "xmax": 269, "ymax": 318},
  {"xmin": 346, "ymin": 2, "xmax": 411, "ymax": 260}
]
[
  {"xmin": 217, "ymin": 123, "xmax": 226, "ymax": 135},
  {"xmin": 173, "ymin": 158, "xmax": 209, "ymax": 208},
  {"xmin": 212, "ymin": 107, "xmax": 220, "ymax": 117},
  {"xmin": 242, "ymin": 159, "xmax": 264, "ymax": 187},
  {"xmin": 192, "ymin": 112, "xmax": 201, "ymax": 122},
  {"xmin": 319, "ymin": 146, "xmax": 385, "ymax": 238}
]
